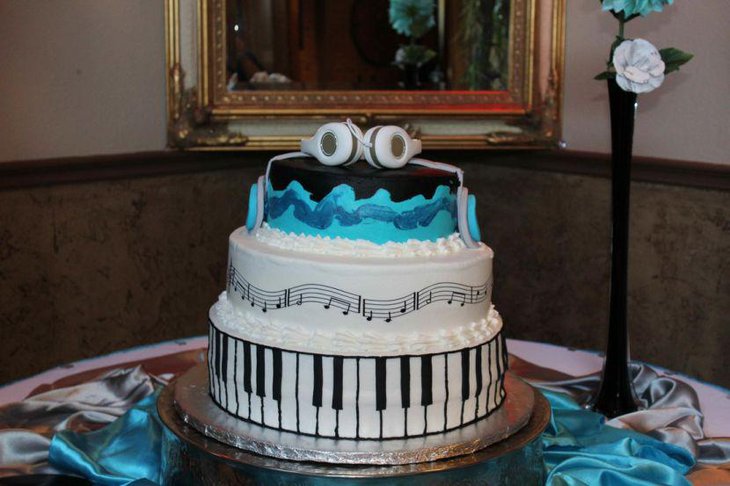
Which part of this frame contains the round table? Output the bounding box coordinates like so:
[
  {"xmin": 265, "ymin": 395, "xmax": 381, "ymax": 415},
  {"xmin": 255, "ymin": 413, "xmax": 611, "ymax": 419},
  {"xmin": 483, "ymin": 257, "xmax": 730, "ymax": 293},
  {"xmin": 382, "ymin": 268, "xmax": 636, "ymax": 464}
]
[{"xmin": 1, "ymin": 337, "xmax": 727, "ymax": 438}]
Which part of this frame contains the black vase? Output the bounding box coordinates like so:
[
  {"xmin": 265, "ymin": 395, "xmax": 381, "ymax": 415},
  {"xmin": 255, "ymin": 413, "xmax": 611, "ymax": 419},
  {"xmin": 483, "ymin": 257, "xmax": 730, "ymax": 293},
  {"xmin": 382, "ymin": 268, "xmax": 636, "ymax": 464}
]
[{"xmin": 589, "ymin": 79, "xmax": 641, "ymax": 417}]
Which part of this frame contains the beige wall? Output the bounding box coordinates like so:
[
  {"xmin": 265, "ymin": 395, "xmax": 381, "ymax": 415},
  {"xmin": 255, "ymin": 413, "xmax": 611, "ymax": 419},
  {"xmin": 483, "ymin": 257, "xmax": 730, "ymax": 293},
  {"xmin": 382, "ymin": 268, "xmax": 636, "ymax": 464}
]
[
  {"xmin": 0, "ymin": 1, "xmax": 727, "ymax": 163},
  {"xmin": 0, "ymin": 1, "xmax": 166, "ymax": 161}
]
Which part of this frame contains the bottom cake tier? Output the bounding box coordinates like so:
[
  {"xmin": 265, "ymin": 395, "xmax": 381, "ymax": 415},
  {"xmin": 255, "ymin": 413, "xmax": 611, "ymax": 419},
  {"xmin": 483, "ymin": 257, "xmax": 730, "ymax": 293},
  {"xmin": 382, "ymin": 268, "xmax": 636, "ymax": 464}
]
[{"xmin": 207, "ymin": 319, "xmax": 508, "ymax": 440}]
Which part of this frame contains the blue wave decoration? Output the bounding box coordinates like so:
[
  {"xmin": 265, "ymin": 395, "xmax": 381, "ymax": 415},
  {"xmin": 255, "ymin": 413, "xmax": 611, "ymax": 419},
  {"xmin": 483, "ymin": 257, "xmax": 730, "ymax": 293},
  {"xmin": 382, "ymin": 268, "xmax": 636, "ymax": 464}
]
[{"xmin": 266, "ymin": 181, "xmax": 457, "ymax": 243}]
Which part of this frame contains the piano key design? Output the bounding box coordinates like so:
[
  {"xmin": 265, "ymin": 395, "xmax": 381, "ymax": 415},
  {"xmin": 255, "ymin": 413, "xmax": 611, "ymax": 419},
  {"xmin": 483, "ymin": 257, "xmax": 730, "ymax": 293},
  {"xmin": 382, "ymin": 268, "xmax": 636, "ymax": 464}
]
[
  {"xmin": 208, "ymin": 320, "xmax": 508, "ymax": 439},
  {"xmin": 228, "ymin": 264, "xmax": 490, "ymax": 323}
]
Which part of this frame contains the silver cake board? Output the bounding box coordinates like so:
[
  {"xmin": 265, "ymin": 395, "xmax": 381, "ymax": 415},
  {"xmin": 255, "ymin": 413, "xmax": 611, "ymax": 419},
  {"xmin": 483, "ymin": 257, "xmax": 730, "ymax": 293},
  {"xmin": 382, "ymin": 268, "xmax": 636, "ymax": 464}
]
[{"xmin": 158, "ymin": 364, "xmax": 550, "ymax": 484}]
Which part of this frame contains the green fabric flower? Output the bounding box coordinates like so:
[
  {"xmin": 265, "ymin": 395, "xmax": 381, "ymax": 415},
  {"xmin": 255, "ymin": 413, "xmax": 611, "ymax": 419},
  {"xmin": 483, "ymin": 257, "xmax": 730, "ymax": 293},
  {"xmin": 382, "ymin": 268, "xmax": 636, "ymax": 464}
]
[
  {"xmin": 389, "ymin": 0, "xmax": 435, "ymax": 39},
  {"xmin": 602, "ymin": 0, "xmax": 673, "ymax": 17}
]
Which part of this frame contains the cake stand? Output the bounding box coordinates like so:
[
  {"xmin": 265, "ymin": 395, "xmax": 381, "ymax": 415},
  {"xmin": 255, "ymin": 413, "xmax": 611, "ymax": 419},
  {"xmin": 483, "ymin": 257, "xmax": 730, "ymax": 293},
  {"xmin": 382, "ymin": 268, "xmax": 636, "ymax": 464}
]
[{"xmin": 158, "ymin": 364, "xmax": 550, "ymax": 485}]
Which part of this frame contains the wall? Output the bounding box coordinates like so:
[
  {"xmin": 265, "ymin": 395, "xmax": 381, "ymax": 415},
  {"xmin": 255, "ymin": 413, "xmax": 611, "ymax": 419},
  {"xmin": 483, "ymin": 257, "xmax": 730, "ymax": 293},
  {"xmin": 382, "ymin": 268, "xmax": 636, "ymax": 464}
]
[
  {"xmin": 563, "ymin": 1, "xmax": 730, "ymax": 164},
  {"xmin": 1, "ymin": 1, "xmax": 728, "ymax": 163},
  {"xmin": 1, "ymin": 154, "xmax": 728, "ymax": 387},
  {"xmin": 0, "ymin": 3, "xmax": 727, "ymax": 385},
  {"xmin": 0, "ymin": 1, "xmax": 166, "ymax": 161}
]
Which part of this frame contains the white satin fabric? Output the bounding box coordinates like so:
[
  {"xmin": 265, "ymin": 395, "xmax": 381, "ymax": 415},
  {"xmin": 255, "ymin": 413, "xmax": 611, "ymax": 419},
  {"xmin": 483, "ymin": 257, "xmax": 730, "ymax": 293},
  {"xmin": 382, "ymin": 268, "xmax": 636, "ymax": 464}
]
[{"xmin": 0, "ymin": 358, "xmax": 727, "ymax": 479}]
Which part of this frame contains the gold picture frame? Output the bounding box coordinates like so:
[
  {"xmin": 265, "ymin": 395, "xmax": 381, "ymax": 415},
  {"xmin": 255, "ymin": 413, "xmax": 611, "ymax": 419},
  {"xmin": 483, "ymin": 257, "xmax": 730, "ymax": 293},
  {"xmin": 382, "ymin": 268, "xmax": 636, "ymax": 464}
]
[{"xmin": 165, "ymin": 0, "xmax": 565, "ymax": 150}]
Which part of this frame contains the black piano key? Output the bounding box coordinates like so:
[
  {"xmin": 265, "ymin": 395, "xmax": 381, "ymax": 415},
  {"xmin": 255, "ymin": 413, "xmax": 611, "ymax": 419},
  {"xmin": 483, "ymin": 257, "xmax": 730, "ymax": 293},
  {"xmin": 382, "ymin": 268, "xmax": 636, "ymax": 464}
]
[
  {"xmin": 332, "ymin": 356, "xmax": 344, "ymax": 410},
  {"xmin": 214, "ymin": 328, "xmax": 221, "ymax": 380},
  {"xmin": 312, "ymin": 355, "xmax": 323, "ymax": 407},
  {"xmin": 295, "ymin": 353, "xmax": 300, "ymax": 433},
  {"xmin": 461, "ymin": 348, "xmax": 470, "ymax": 401},
  {"xmin": 209, "ymin": 326, "xmax": 217, "ymax": 398},
  {"xmin": 400, "ymin": 356, "xmax": 411, "ymax": 409},
  {"xmin": 213, "ymin": 328, "xmax": 218, "ymax": 398},
  {"xmin": 243, "ymin": 342, "xmax": 252, "ymax": 393},
  {"xmin": 221, "ymin": 334, "xmax": 229, "ymax": 383},
  {"xmin": 494, "ymin": 337, "xmax": 504, "ymax": 376},
  {"xmin": 421, "ymin": 355, "xmax": 433, "ymax": 406},
  {"xmin": 272, "ymin": 349, "xmax": 282, "ymax": 401},
  {"xmin": 256, "ymin": 345, "xmax": 266, "ymax": 397},
  {"xmin": 375, "ymin": 357, "xmax": 387, "ymax": 411},
  {"xmin": 487, "ymin": 340, "xmax": 493, "ymax": 404},
  {"xmin": 443, "ymin": 355, "xmax": 449, "ymax": 428},
  {"xmin": 355, "ymin": 358, "xmax": 360, "ymax": 439},
  {"xmin": 208, "ymin": 326, "xmax": 215, "ymax": 377},
  {"xmin": 475, "ymin": 346, "xmax": 483, "ymax": 396},
  {"xmin": 501, "ymin": 333, "xmax": 509, "ymax": 371},
  {"xmin": 207, "ymin": 326, "xmax": 213, "ymax": 391},
  {"xmin": 233, "ymin": 341, "xmax": 240, "ymax": 415}
]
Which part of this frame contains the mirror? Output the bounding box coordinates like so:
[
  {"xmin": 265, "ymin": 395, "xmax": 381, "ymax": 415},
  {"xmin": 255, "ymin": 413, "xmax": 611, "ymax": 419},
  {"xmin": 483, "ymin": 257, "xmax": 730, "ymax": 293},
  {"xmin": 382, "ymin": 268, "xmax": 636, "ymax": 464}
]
[
  {"xmin": 225, "ymin": 0, "xmax": 510, "ymax": 92},
  {"xmin": 165, "ymin": 0, "xmax": 565, "ymax": 150}
]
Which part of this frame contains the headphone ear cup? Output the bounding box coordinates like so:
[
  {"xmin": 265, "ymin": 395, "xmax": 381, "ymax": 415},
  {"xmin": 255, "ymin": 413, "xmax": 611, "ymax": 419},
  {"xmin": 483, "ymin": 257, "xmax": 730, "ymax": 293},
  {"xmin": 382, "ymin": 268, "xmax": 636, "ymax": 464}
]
[
  {"xmin": 366, "ymin": 126, "xmax": 416, "ymax": 169},
  {"xmin": 245, "ymin": 175, "xmax": 267, "ymax": 232},
  {"xmin": 301, "ymin": 122, "xmax": 360, "ymax": 166},
  {"xmin": 457, "ymin": 187, "xmax": 481, "ymax": 248}
]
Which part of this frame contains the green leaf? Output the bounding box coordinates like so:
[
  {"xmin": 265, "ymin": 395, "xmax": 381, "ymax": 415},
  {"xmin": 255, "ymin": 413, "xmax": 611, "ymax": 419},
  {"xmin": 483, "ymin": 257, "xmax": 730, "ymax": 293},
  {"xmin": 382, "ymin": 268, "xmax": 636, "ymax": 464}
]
[
  {"xmin": 594, "ymin": 71, "xmax": 615, "ymax": 80},
  {"xmin": 660, "ymin": 47, "xmax": 694, "ymax": 74}
]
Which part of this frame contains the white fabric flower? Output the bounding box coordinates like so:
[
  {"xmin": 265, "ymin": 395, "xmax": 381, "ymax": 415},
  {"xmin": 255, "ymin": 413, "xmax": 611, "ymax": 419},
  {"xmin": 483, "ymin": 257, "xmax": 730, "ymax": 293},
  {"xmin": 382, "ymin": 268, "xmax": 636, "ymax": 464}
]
[{"xmin": 612, "ymin": 39, "xmax": 665, "ymax": 94}]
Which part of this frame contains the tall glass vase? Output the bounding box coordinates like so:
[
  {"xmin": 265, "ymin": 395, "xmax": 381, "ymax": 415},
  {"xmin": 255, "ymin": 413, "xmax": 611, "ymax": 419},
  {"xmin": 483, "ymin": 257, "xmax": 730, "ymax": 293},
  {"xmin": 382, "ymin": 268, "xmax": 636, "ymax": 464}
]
[{"xmin": 590, "ymin": 79, "xmax": 641, "ymax": 417}]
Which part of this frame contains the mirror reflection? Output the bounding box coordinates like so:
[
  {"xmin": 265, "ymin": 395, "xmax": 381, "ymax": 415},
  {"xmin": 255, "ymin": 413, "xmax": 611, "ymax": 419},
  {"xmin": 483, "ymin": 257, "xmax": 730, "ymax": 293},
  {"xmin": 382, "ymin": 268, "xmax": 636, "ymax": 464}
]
[{"xmin": 225, "ymin": 0, "xmax": 510, "ymax": 92}]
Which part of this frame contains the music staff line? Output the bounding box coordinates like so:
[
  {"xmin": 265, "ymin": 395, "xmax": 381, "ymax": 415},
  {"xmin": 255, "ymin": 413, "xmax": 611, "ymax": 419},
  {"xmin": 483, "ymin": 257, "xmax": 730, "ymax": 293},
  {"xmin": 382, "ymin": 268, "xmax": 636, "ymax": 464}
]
[{"xmin": 228, "ymin": 265, "xmax": 490, "ymax": 322}]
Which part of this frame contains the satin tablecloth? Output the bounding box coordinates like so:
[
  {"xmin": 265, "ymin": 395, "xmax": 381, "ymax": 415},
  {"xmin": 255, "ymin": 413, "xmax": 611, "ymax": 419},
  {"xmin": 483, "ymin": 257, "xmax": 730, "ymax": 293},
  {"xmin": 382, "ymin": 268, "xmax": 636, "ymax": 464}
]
[{"xmin": 0, "ymin": 337, "xmax": 728, "ymax": 485}]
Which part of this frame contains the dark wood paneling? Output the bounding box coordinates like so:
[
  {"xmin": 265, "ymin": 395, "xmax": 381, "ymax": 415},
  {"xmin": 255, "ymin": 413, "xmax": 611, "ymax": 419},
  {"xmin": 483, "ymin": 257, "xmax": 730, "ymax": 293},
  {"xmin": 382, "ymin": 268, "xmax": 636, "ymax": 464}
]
[
  {"xmin": 0, "ymin": 151, "xmax": 266, "ymax": 190},
  {"xmin": 1, "ymin": 149, "xmax": 728, "ymax": 191},
  {"xmin": 1, "ymin": 149, "xmax": 727, "ymax": 387}
]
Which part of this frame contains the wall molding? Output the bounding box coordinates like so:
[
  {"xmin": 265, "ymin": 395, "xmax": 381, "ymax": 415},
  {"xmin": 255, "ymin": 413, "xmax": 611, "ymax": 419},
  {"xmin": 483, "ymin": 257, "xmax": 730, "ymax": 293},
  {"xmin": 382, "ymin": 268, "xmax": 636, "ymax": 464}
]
[
  {"xmin": 449, "ymin": 150, "xmax": 729, "ymax": 192},
  {"xmin": 0, "ymin": 149, "xmax": 727, "ymax": 192}
]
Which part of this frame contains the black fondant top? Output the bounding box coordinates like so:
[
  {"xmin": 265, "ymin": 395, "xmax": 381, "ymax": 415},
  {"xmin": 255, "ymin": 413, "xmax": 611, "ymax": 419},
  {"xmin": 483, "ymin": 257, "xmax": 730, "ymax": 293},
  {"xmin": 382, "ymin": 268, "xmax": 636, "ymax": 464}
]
[{"xmin": 268, "ymin": 158, "xmax": 460, "ymax": 202}]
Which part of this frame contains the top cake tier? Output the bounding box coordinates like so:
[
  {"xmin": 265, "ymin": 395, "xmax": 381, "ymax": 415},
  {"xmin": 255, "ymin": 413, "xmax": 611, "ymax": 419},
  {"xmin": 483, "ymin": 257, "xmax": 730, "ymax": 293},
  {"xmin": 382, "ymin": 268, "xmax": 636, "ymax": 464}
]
[{"xmin": 265, "ymin": 158, "xmax": 460, "ymax": 244}]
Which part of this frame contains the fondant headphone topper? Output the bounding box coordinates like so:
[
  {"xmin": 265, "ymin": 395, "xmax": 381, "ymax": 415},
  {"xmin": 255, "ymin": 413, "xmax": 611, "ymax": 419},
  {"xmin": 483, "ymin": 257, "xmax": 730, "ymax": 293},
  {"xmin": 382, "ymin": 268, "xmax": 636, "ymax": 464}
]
[
  {"xmin": 246, "ymin": 120, "xmax": 482, "ymax": 248},
  {"xmin": 300, "ymin": 119, "xmax": 421, "ymax": 169}
]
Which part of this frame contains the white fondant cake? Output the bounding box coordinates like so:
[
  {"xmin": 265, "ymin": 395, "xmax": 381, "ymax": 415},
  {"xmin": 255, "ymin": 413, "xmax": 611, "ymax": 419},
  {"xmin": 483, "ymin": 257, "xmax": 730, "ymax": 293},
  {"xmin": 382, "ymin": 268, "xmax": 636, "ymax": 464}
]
[{"xmin": 207, "ymin": 155, "xmax": 508, "ymax": 440}]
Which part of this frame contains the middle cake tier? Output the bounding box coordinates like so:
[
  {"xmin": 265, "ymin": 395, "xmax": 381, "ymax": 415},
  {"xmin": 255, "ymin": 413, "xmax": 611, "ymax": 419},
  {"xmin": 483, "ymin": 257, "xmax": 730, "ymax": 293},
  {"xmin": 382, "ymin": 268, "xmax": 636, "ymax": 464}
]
[{"xmin": 220, "ymin": 225, "xmax": 496, "ymax": 355}]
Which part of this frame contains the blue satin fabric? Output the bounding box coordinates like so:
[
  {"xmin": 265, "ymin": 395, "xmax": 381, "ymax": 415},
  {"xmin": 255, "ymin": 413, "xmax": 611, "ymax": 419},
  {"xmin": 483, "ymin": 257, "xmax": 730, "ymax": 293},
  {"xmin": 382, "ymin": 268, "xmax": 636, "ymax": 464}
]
[
  {"xmin": 47, "ymin": 386, "xmax": 695, "ymax": 485},
  {"xmin": 541, "ymin": 389, "xmax": 694, "ymax": 485},
  {"xmin": 48, "ymin": 391, "xmax": 164, "ymax": 485}
]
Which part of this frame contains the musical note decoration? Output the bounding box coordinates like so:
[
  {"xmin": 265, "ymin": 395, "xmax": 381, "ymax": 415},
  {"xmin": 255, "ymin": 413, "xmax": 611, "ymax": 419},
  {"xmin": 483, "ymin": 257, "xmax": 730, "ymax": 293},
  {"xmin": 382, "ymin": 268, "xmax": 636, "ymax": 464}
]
[{"xmin": 228, "ymin": 264, "xmax": 490, "ymax": 323}]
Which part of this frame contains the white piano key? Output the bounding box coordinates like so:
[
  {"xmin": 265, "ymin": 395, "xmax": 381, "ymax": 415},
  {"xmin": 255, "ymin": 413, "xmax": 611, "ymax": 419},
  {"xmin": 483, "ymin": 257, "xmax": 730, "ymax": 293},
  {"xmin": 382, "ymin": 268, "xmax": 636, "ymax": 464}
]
[
  {"xmin": 488, "ymin": 337, "xmax": 498, "ymax": 411},
  {"xmin": 279, "ymin": 351, "xmax": 298, "ymax": 431},
  {"xmin": 426, "ymin": 354, "xmax": 447, "ymax": 433},
  {"xmin": 262, "ymin": 348, "xmax": 279, "ymax": 428},
  {"xmin": 407, "ymin": 356, "xmax": 425, "ymax": 436},
  {"xmin": 357, "ymin": 358, "xmax": 380, "ymax": 439},
  {"xmin": 481, "ymin": 341, "xmax": 490, "ymax": 416},
  {"xmin": 249, "ymin": 343, "xmax": 262, "ymax": 424},
  {"xmin": 318, "ymin": 356, "xmax": 336, "ymax": 437},
  {"xmin": 336, "ymin": 358, "xmax": 359, "ymax": 438},
  {"xmin": 499, "ymin": 337, "xmax": 507, "ymax": 402},
  {"xmin": 463, "ymin": 346, "xmax": 478, "ymax": 424},
  {"xmin": 381, "ymin": 357, "xmax": 405, "ymax": 438},
  {"xmin": 216, "ymin": 333, "xmax": 224, "ymax": 407},
  {"xmin": 234, "ymin": 340, "xmax": 251, "ymax": 421},
  {"xmin": 445, "ymin": 351, "xmax": 463, "ymax": 430},
  {"xmin": 225, "ymin": 335, "xmax": 236, "ymax": 414},
  {"xmin": 212, "ymin": 328, "xmax": 220, "ymax": 403},
  {"xmin": 207, "ymin": 326, "xmax": 216, "ymax": 400},
  {"xmin": 296, "ymin": 354, "xmax": 317, "ymax": 435}
]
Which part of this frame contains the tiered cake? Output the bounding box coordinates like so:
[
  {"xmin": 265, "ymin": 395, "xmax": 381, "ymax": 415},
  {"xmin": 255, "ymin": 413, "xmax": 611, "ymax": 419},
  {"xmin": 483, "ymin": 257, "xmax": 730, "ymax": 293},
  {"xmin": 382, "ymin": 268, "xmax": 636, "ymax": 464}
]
[{"xmin": 207, "ymin": 157, "xmax": 507, "ymax": 440}]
